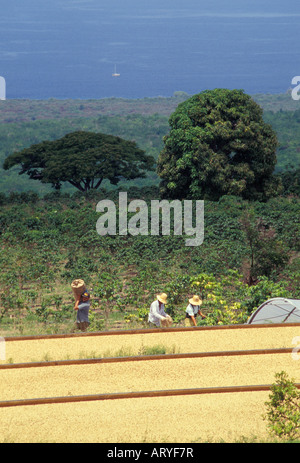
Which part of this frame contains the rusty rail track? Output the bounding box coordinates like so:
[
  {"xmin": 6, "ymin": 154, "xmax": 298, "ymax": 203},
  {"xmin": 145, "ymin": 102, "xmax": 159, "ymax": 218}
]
[
  {"xmin": 1, "ymin": 383, "xmax": 300, "ymax": 408},
  {"xmin": 0, "ymin": 347, "xmax": 295, "ymax": 370},
  {"xmin": 3, "ymin": 322, "xmax": 300, "ymax": 342}
]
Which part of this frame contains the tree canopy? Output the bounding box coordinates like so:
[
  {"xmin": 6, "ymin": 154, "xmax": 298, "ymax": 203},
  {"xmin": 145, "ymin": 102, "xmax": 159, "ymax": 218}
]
[
  {"xmin": 157, "ymin": 89, "xmax": 280, "ymax": 201},
  {"xmin": 3, "ymin": 130, "xmax": 155, "ymax": 192}
]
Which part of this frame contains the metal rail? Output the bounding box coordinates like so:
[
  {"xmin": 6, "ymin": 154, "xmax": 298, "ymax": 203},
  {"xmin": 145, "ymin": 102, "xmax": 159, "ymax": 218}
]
[
  {"xmin": 0, "ymin": 347, "xmax": 294, "ymax": 370},
  {"xmin": 1, "ymin": 383, "xmax": 300, "ymax": 408},
  {"xmin": 3, "ymin": 322, "xmax": 300, "ymax": 342}
]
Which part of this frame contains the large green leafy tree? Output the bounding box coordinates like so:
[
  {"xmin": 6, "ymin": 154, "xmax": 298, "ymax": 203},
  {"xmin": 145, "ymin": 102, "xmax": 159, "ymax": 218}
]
[
  {"xmin": 3, "ymin": 131, "xmax": 155, "ymax": 192},
  {"xmin": 157, "ymin": 89, "xmax": 280, "ymax": 201}
]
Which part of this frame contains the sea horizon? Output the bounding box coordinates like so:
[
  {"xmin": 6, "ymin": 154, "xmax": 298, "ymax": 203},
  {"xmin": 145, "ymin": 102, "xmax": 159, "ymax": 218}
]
[{"xmin": 1, "ymin": 1, "xmax": 299, "ymax": 100}]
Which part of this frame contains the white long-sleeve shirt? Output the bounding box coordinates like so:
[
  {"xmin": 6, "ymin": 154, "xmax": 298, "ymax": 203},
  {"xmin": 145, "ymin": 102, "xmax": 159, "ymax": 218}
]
[{"xmin": 148, "ymin": 300, "xmax": 168, "ymax": 326}]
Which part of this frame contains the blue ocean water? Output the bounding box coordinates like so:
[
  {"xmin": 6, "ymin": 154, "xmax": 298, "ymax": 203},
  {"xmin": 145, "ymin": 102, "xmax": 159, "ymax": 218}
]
[{"xmin": 1, "ymin": 0, "xmax": 300, "ymax": 99}]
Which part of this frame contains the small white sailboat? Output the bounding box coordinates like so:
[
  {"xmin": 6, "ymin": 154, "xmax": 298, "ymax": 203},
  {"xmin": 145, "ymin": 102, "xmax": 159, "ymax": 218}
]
[{"xmin": 112, "ymin": 65, "xmax": 120, "ymax": 77}]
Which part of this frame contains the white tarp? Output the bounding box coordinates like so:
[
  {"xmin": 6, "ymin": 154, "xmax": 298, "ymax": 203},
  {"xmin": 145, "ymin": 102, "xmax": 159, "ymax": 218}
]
[{"xmin": 247, "ymin": 298, "xmax": 300, "ymax": 324}]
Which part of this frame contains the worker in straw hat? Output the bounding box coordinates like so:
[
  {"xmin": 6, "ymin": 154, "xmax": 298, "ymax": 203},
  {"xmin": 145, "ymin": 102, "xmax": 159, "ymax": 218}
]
[
  {"xmin": 148, "ymin": 293, "xmax": 173, "ymax": 328},
  {"xmin": 185, "ymin": 295, "xmax": 206, "ymax": 327}
]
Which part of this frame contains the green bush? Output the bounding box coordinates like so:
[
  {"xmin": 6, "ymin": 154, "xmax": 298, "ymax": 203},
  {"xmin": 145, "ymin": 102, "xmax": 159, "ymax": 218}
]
[{"xmin": 264, "ymin": 371, "xmax": 300, "ymax": 441}]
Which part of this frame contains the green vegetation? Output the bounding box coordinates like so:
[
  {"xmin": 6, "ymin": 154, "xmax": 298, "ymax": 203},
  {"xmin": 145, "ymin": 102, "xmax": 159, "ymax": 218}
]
[
  {"xmin": 6, "ymin": 344, "xmax": 180, "ymax": 364},
  {"xmin": 0, "ymin": 93, "xmax": 190, "ymax": 124},
  {"xmin": 0, "ymin": 114, "xmax": 168, "ymax": 194},
  {"xmin": 264, "ymin": 109, "xmax": 300, "ymax": 171},
  {"xmin": 0, "ymin": 92, "xmax": 297, "ymax": 125},
  {"xmin": 264, "ymin": 371, "xmax": 300, "ymax": 441},
  {"xmin": 0, "ymin": 93, "xmax": 299, "ymax": 336},
  {"xmin": 157, "ymin": 89, "xmax": 279, "ymax": 201},
  {"xmin": 0, "ymin": 93, "xmax": 300, "ymax": 195},
  {"xmin": 3, "ymin": 131, "xmax": 155, "ymax": 192},
  {"xmin": 0, "ymin": 190, "xmax": 298, "ymax": 336}
]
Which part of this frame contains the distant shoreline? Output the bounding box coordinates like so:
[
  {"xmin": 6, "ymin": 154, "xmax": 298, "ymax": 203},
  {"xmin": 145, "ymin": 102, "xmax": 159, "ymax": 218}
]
[
  {"xmin": 0, "ymin": 90, "xmax": 293, "ymax": 101},
  {"xmin": 0, "ymin": 92, "xmax": 299, "ymax": 125}
]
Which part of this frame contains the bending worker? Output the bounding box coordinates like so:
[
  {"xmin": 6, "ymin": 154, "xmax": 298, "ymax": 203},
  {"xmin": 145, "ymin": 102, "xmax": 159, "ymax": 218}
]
[
  {"xmin": 185, "ymin": 295, "xmax": 206, "ymax": 327},
  {"xmin": 148, "ymin": 293, "xmax": 172, "ymax": 327}
]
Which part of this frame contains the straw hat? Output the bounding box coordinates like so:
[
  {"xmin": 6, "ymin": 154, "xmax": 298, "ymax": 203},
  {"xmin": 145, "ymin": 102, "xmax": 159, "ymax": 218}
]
[
  {"xmin": 189, "ymin": 295, "xmax": 202, "ymax": 306},
  {"xmin": 157, "ymin": 293, "xmax": 168, "ymax": 304}
]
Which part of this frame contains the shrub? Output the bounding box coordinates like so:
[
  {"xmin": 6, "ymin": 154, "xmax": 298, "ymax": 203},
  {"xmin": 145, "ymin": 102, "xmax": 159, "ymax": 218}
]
[{"xmin": 264, "ymin": 371, "xmax": 300, "ymax": 441}]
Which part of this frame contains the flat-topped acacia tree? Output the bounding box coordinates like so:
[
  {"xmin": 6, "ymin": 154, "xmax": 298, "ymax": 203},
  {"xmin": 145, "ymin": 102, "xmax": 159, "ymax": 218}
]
[
  {"xmin": 157, "ymin": 89, "xmax": 280, "ymax": 201},
  {"xmin": 3, "ymin": 130, "xmax": 155, "ymax": 192}
]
